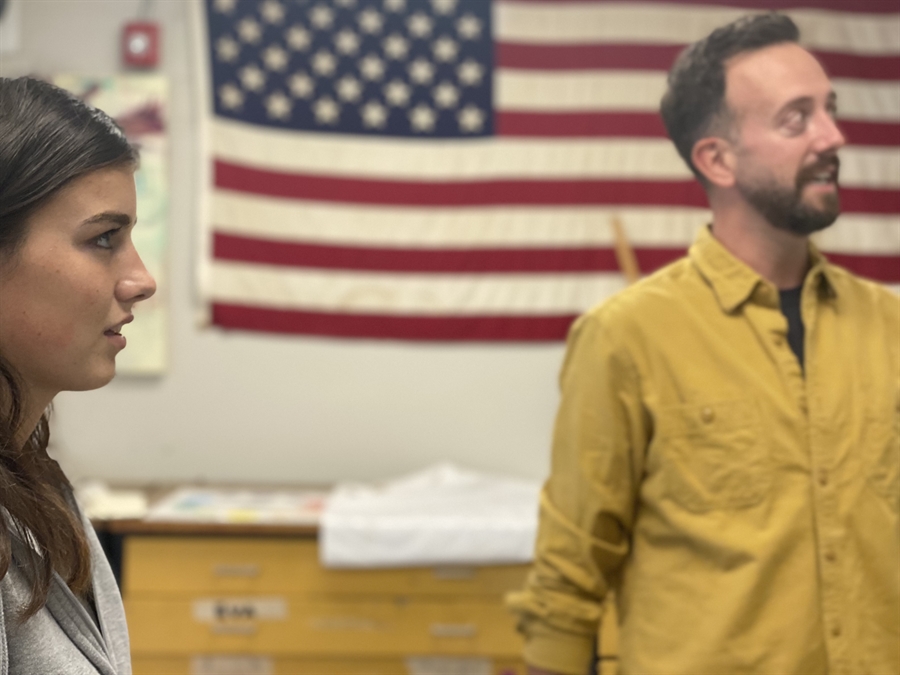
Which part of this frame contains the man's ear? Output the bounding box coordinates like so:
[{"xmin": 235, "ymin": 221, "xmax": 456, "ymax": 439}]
[{"xmin": 691, "ymin": 136, "xmax": 736, "ymax": 188}]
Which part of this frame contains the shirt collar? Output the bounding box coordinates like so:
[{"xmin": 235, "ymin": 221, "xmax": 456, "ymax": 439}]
[{"xmin": 689, "ymin": 226, "xmax": 838, "ymax": 314}]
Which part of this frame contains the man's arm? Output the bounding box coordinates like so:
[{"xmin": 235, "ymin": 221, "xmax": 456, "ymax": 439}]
[{"xmin": 508, "ymin": 308, "xmax": 648, "ymax": 675}]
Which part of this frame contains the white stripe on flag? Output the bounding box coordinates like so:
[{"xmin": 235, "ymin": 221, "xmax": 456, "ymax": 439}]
[
  {"xmin": 495, "ymin": 1, "xmax": 900, "ymax": 55},
  {"xmin": 212, "ymin": 119, "xmax": 899, "ymax": 187},
  {"xmin": 210, "ymin": 262, "xmax": 628, "ymax": 315},
  {"xmin": 497, "ymin": 71, "xmax": 900, "ymax": 122},
  {"xmin": 212, "ymin": 193, "xmax": 899, "ymax": 255}
]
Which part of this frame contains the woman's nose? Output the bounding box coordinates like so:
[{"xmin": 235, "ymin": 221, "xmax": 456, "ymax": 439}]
[{"xmin": 116, "ymin": 244, "xmax": 157, "ymax": 304}]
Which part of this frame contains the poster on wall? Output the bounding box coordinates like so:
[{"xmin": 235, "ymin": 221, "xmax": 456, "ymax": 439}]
[
  {"xmin": 0, "ymin": 0, "xmax": 21, "ymax": 54},
  {"xmin": 54, "ymin": 74, "xmax": 169, "ymax": 375}
]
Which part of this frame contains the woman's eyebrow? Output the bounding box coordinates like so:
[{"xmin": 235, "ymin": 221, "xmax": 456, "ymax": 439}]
[{"xmin": 78, "ymin": 211, "xmax": 133, "ymax": 229}]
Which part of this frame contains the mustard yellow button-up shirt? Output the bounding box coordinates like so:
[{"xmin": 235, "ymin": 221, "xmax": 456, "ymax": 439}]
[{"xmin": 508, "ymin": 228, "xmax": 900, "ymax": 675}]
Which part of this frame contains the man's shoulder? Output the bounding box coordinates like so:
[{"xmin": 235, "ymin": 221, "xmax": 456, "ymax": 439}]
[
  {"xmin": 825, "ymin": 263, "xmax": 900, "ymax": 321},
  {"xmin": 582, "ymin": 253, "xmax": 699, "ymax": 329}
]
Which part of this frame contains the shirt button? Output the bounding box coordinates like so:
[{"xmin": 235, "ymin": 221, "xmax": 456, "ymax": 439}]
[
  {"xmin": 773, "ymin": 335, "xmax": 785, "ymax": 347},
  {"xmin": 818, "ymin": 470, "xmax": 828, "ymax": 487},
  {"xmin": 701, "ymin": 407, "xmax": 715, "ymax": 423},
  {"xmin": 824, "ymin": 550, "xmax": 836, "ymax": 563},
  {"xmin": 831, "ymin": 624, "xmax": 842, "ymax": 638}
]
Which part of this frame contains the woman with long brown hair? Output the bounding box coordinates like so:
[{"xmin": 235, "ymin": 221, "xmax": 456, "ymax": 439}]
[{"xmin": 0, "ymin": 76, "xmax": 156, "ymax": 674}]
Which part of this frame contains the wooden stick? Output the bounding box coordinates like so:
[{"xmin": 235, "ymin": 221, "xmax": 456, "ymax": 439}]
[{"xmin": 611, "ymin": 216, "xmax": 641, "ymax": 285}]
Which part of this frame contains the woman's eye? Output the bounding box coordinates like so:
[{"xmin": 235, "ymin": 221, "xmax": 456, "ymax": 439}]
[{"xmin": 94, "ymin": 230, "xmax": 115, "ymax": 249}]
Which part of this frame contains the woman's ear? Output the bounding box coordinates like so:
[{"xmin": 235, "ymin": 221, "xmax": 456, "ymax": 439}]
[{"xmin": 691, "ymin": 136, "xmax": 736, "ymax": 188}]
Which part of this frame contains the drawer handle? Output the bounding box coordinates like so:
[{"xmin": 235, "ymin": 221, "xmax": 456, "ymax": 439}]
[
  {"xmin": 213, "ymin": 564, "xmax": 261, "ymax": 578},
  {"xmin": 211, "ymin": 623, "xmax": 258, "ymax": 635},
  {"xmin": 430, "ymin": 623, "xmax": 478, "ymax": 638}
]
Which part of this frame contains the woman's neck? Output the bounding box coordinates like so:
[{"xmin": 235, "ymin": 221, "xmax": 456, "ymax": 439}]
[{"xmin": 15, "ymin": 384, "xmax": 55, "ymax": 450}]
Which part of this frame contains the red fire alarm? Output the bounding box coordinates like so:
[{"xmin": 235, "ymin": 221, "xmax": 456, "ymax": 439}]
[{"xmin": 122, "ymin": 21, "xmax": 160, "ymax": 69}]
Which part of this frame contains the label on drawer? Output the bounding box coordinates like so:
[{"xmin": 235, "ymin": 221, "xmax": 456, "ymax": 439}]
[
  {"xmin": 191, "ymin": 655, "xmax": 273, "ymax": 675},
  {"xmin": 406, "ymin": 657, "xmax": 492, "ymax": 675},
  {"xmin": 192, "ymin": 597, "xmax": 288, "ymax": 623}
]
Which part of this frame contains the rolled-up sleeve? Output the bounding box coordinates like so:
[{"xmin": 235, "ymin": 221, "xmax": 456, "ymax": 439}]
[{"xmin": 507, "ymin": 307, "xmax": 648, "ymax": 675}]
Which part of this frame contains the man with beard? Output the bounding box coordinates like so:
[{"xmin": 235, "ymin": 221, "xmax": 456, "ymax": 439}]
[{"xmin": 508, "ymin": 13, "xmax": 899, "ymax": 675}]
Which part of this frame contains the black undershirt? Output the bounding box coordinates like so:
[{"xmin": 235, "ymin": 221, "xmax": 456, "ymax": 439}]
[{"xmin": 779, "ymin": 286, "xmax": 805, "ymax": 371}]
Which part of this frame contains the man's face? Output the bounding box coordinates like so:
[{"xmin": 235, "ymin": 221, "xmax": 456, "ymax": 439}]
[{"xmin": 724, "ymin": 42, "xmax": 846, "ymax": 235}]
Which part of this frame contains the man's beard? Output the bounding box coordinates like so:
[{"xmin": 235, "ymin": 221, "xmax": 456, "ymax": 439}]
[{"xmin": 737, "ymin": 156, "xmax": 841, "ymax": 236}]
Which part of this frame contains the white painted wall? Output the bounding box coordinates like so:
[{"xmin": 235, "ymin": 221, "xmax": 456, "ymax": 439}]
[{"xmin": 1, "ymin": 0, "xmax": 563, "ymax": 485}]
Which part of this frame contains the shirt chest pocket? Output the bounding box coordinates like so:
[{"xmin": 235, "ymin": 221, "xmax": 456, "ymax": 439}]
[{"xmin": 652, "ymin": 399, "xmax": 769, "ymax": 513}]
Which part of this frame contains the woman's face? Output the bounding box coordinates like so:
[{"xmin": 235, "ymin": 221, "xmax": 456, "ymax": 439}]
[{"xmin": 0, "ymin": 166, "xmax": 156, "ymax": 401}]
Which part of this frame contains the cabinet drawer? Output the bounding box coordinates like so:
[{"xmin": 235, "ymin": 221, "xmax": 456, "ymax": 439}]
[
  {"xmin": 132, "ymin": 655, "xmax": 527, "ymax": 675},
  {"xmin": 124, "ymin": 536, "xmax": 528, "ymax": 597},
  {"xmin": 126, "ymin": 596, "xmax": 523, "ymax": 657}
]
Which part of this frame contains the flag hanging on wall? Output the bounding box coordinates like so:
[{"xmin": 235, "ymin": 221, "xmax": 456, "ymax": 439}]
[{"xmin": 197, "ymin": 0, "xmax": 900, "ymax": 341}]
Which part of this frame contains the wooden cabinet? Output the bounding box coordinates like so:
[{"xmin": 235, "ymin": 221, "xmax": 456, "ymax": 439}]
[{"xmin": 120, "ymin": 533, "xmax": 535, "ymax": 675}]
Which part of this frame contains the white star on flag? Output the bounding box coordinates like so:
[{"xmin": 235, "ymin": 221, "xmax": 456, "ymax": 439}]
[
  {"xmin": 432, "ymin": 36, "xmax": 459, "ymax": 62},
  {"xmin": 432, "ymin": 81, "xmax": 459, "ymax": 109},
  {"xmin": 309, "ymin": 4, "xmax": 335, "ymax": 30},
  {"xmin": 361, "ymin": 100, "xmax": 388, "ymax": 129},
  {"xmin": 456, "ymin": 14, "xmax": 481, "ymax": 40},
  {"xmin": 408, "ymin": 58, "xmax": 435, "ymax": 85},
  {"xmin": 213, "ymin": 0, "xmax": 236, "ymax": 14},
  {"xmin": 457, "ymin": 59, "xmax": 483, "ymax": 86},
  {"xmin": 409, "ymin": 103, "xmax": 436, "ymax": 132},
  {"xmin": 383, "ymin": 33, "xmax": 409, "ymax": 60},
  {"xmin": 260, "ymin": 0, "xmax": 285, "ymax": 24},
  {"xmin": 407, "ymin": 13, "xmax": 434, "ymax": 39},
  {"xmin": 336, "ymin": 75, "xmax": 363, "ymax": 102},
  {"xmin": 237, "ymin": 18, "xmax": 262, "ymax": 43},
  {"xmin": 288, "ymin": 72, "xmax": 315, "ymax": 98},
  {"xmin": 359, "ymin": 54, "xmax": 386, "ymax": 81},
  {"xmin": 358, "ymin": 8, "xmax": 384, "ymax": 34},
  {"xmin": 312, "ymin": 96, "xmax": 341, "ymax": 124},
  {"xmin": 262, "ymin": 45, "xmax": 289, "ymax": 71},
  {"xmin": 216, "ymin": 36, "xmax": 240, "ymax": 62},
  {"xmin": 383, "ymin": 79, "xmax": 411, "ymax": 107},
  {"xmin": 311, "ymin": 50, "xmax": 338, "ymax": 76},
  {"xmin": 265, "ymin": 91, "xmax": 293, "ymax": 119},
  {"xmin": 286, "ymin": 25, "xmax": 311, "ymax": 50},
  {"xmin": 431, "ymin": 0, "xmax": 458, "ymax": 16},
  {"xmin": 218, "ymin": 83, "xmax": 243, "ymax": 109},
  {"xmin": 334, "ymin": 29, "xmax": 361, "ymax": 55},
  {"xmin": 457, "ymin": 104, "xmax": 484, "ymax": 133},
  {"xmin": 238, "ymin": 64, "xmax": 266, "ymax": 91}
]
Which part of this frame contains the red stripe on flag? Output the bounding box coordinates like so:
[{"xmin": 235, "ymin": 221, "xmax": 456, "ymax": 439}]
[
  {"xmin": 497, "ymin": 43, "xmax": 683, "ymax": 71},
  {"xmin": 496, "ymin": 43, "xmax": 900, "ymax": 81},
  {"xmin": 214, "ymin": 232, "xmax": 687, "ymax": 273},
  {"xmin": 212, "ymin": 303, "xmax": 578, "ymax": 341},
  {"xmin": 497, "ymin": 112, "xmax": 670, "ymax": 137},
  {"xmin": 501, "ymin": 0, "xmax": 900, "ymax": 13},
  {"xmin": 215, "ymin": 160, "xmax": 708, "ymax": 206},
  {"xmin": 841, "ymin": 188, "xmax": 900, "ymax": 214},
  {"xmin": 216, "ymin": 160, "xmax": 899, "ymax": 213},
  {"xmin": 497, "ymin": 113, "xmax": 900, "ymax": 147},
  {"xmin": 215, "ymin": 233, "xmax": 900, "ymax": 282},
  {"xmin": 840, "ymin": 121, "xmax": 900, "ymax": 146},
  {"xmin": 825, "ymin": 253, "xmax": 900, "ymax": 282}
]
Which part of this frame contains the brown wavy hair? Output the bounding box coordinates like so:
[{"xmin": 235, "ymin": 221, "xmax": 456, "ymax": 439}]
[{"xmin": 0, "ymin": 76, "xmax": 138, "ymax": 620}]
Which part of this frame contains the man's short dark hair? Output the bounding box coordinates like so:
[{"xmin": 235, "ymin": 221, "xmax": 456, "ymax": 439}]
[{"xmin": 659, "ymin": 13, "xmax": 800, "ymax": 181}]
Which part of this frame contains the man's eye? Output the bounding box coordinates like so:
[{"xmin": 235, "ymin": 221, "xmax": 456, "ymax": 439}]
[{"xmin": 784, "ymin": 110, "xmax": 807, "ymax": 131}]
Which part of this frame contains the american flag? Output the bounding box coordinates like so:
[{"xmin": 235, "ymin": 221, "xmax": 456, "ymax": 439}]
[{"xmin": 198, "ymin": 0, "xmax": 900, "ymax": 341}]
